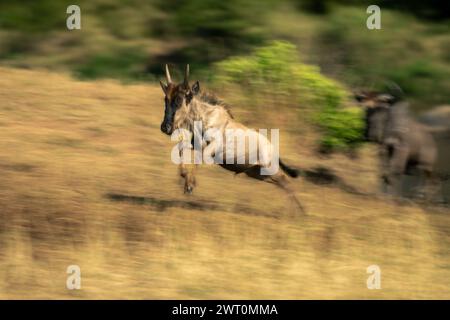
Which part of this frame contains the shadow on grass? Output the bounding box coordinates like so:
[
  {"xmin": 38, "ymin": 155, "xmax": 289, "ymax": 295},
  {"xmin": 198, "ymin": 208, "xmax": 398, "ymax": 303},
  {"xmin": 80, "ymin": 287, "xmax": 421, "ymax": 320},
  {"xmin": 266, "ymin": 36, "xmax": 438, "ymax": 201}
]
[
  {"xmin": 105, "ymin": 193, "xmax": 278, "ymax": 218},
  {"xmin": 302, "ymin": 166, "xmax": 368, "ymax": 196},
  {"xmin": 301, "ymin": 166, "xmax": 449, "ymax": 207},
  {"xmin": 0, "ymin": 161, "xmax": 35, "ymax": 172},
  {"xmin": 106, "ymin": 193, "xmax": 219, "ymax": 211}
]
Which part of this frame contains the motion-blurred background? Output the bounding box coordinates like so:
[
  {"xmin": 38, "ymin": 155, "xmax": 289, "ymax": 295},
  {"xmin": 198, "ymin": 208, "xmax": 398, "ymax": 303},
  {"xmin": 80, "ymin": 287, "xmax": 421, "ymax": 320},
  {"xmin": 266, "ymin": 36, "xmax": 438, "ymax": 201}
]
[
  {"xmin": 1, "ymin": 0, "xmax": 449, "ymax": 108},
  {"xmin": 0, "ymin": 0, "xmax": 449, "ymax": 299}
]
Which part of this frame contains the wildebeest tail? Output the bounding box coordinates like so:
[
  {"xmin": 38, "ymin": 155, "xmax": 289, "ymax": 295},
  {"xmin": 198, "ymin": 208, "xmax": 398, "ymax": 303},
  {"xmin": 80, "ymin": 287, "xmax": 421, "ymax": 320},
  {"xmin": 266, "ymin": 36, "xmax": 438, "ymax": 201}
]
[{"xmin": 279, "ymin": 159, "xmax": 300, "ymax": 178}]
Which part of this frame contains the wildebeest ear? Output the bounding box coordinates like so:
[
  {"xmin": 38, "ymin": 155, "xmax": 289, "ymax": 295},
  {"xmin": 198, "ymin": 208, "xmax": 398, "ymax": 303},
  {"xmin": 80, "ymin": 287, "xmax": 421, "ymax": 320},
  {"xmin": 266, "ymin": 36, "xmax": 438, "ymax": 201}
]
[
  {"xmin": 160, "ymin": 80, "xmax": 168, "ymax": 95},
  {"xmin": 355, "ymin": 92, "xmax": 367, "ymax": 102},
  {"xmin": 191, "ymin": 81, "xmax": 200, "ymax": 95},
  {"xmin": 355, "ymin": 93, "xmax": 366, "ymax": 102},
  {"xmin": 377, "ymin": 94, "xmax": 395, "ymax": 104}
]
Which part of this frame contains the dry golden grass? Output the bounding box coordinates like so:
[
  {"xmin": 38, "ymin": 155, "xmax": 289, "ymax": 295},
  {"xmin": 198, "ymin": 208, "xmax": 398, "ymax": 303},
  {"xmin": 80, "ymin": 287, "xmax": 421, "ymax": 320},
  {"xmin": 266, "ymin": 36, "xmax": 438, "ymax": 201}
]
[{"xmin": 0, "ymin": 67, "xmax": 449, "ymax": 299}]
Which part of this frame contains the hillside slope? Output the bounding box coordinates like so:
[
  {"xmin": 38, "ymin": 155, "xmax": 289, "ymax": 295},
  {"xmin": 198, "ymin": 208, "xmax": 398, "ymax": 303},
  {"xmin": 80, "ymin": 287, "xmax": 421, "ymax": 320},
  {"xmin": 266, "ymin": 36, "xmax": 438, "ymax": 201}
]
[{"xmin": 0, "ymin": 67, "xmax": 449, "ymax": 298}]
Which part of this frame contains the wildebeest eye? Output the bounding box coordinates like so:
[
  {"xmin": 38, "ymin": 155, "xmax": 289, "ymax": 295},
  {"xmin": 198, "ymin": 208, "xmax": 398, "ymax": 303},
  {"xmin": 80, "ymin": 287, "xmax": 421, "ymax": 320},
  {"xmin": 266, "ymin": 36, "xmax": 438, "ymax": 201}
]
[{"xmin": 174, "ymin": 96, "xmax": 183, "ymax": 106}]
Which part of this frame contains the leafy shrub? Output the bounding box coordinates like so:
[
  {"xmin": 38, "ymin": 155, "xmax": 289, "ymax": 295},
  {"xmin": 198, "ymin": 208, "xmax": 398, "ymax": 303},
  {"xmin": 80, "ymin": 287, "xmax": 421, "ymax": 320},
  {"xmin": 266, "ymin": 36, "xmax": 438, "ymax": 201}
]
[
  {"xmin": 385, "ymin": 60, "xmax": 449, "ymax": 107},
  {"xmin": 153, "ymin": 0, "xmax": 273, "ymax": 68},
  {"xmin": 75, "ymin": 48, "xmax": 147, "ymax": 80},
  {"xmin": 213, "ymin": 41, "xmax": 364, "ymax": 153},
  {"xmin": 0, "ymin": 0, "xmax": 67, "ymax": 33}
]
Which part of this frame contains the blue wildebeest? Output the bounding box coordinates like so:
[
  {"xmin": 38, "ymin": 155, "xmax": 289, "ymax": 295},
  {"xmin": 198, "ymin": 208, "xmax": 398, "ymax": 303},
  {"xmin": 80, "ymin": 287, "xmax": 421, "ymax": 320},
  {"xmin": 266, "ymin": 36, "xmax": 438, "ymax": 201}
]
[
  {"xmin": 159, "ymin": 65, "xmax": 305, "ymax": 214},
  {"xmin": 419, "ymin": 105, "xmax": 450, "ymax": 203},
  {"xmin": 355, "ymin": 91, "xmax": 439, "ymax": 198}
]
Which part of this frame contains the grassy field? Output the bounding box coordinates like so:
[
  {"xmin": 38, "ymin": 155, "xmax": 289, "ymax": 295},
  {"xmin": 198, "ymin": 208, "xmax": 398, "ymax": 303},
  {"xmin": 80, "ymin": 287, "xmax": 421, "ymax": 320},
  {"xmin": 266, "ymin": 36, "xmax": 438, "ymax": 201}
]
[{"xmin": 0, "ymin": 67, "xmax": 449, "ymax": 299}]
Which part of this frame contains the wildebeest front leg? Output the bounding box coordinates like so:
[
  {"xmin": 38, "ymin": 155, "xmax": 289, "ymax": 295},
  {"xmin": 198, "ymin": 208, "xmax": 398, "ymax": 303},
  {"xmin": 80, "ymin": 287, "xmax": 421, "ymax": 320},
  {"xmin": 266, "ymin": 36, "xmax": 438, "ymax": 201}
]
[
  {"xmin": 418, "ymin": 169, "xmax": 442, "ymax": 202},
  {"xmin": 202, "ymin": 139, "xmax": 218, "ymax": 164},
  {"xmin": 178, "ymin": 146, "xmax": 196, "ymax": 194},
  {"xmin": 379, "ymin": 147, "xmax": 392, "ymax": 194},
  {"xmin": 383, "ymin": 145, "xmax": 408, "ymax": 197},
  {"xmin": 179, "ymin": 163, "xmax": 196, "ymax": 194}
]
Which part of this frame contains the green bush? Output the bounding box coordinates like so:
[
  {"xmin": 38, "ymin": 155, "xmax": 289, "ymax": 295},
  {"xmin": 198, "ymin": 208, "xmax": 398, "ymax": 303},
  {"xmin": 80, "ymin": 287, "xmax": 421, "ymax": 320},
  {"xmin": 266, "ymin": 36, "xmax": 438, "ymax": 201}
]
[
  {"xmin": 74, "ymin": 47, "xmax": 148, "ymax": 80},
  {"xmin": 315, "ymin": 106, "xmax": 364, "ymax": 153},
  {"xmin": 213, "ymin": 40, "xmax": 364, "ymax": 153},
  {"xmin": 0, "ymin": 0, "xmax": 68, "ymax": 33}
]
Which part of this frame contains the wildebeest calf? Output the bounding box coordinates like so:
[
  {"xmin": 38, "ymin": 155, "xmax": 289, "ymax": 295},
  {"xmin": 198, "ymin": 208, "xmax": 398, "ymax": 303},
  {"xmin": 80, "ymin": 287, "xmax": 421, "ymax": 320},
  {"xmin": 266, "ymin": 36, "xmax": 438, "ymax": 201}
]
[
  {"xmin": 159, "ymin": 64, "xmax": 306, "ymax": 214},
  {"xmin": 355, "ymin": 91, "xmax": 438, "ymax": 198}
]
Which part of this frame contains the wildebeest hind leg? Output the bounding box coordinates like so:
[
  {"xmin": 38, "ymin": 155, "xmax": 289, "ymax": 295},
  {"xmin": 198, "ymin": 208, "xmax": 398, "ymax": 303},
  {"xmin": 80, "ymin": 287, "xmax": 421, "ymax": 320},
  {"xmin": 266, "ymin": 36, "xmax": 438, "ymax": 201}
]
[
  {"xmin": 268, "ymin": 171, "xmax": 306, "ymax": 215},
  {"xmin": 244, "ymin": 166, "xmax": 306, "ymax": 215}
]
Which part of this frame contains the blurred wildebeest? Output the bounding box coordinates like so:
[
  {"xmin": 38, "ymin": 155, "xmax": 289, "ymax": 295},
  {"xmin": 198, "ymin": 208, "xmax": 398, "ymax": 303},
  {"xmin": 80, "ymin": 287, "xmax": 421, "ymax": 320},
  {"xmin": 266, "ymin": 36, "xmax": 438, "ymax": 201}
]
[
  {"xmin": 159, "ymin": 64, "xmax": 306, "ymax": 214},
  {"xmin": 355, "ymin": 90, "xmax": 438, "ymax": 198},
  {"xmin": 419, "ymin": 105, "xmax": 450, "ymax": 202}
]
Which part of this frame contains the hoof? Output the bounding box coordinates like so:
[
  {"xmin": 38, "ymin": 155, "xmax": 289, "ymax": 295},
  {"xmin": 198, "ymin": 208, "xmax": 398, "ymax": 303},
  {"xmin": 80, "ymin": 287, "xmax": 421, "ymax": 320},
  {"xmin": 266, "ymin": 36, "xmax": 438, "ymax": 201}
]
[{"xmin": 184, "ymin": 186, "xmax": 194, "ymax": 194}]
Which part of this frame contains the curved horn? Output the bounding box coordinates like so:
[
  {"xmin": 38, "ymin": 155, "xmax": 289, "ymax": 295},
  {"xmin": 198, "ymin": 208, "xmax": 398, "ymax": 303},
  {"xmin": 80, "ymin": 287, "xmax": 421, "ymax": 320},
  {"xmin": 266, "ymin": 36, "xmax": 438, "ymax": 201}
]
[
  {"xmin": 184, "ymin": 64, "xmax": 190, "ymax": 86},
  {"xmin": 165, "ymin": 64, "xmax": 172, "ymax": 84}
]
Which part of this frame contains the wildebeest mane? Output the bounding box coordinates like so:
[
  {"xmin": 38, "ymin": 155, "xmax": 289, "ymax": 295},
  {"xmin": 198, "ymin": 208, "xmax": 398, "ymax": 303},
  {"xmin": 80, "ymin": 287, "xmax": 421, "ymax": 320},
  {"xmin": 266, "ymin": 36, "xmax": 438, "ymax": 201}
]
[
  {"xmin": 197, "ymin": 91, "xmax": 234, "ymax": 118},
  {"xmin": 388, "ymin": 101, "xmax": 410, "ymax": 134}
]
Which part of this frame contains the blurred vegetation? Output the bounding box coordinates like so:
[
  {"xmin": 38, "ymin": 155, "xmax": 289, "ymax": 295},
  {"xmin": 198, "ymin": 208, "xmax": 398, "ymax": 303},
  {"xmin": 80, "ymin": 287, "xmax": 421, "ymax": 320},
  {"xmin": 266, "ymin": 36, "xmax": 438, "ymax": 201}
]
[
  {"xmin": 0, "ymin": 0, "xmax": 448, "ymax": 151},
  {"xmin": 213, "ymin": 41, "xmax": 364, "ymax": 152},
  {"xmin": 316, "ymin": 6, "xmax": 450, "ymax": 110}
]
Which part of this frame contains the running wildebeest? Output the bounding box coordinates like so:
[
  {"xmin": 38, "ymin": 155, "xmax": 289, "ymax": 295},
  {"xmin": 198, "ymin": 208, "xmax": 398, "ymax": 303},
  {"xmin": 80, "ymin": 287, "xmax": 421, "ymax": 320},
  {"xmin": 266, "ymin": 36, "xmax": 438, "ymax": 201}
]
[
  {"xmin": 419, "ymin": 105, "xmax": 450, "ymax": 203},
  {"xmin": 355, "ymin": 90, "xmax": 438, "ymax": 198},
  {"xmin": 159, "ymin": 64, "xmax": 305, "ymax": 214}
]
